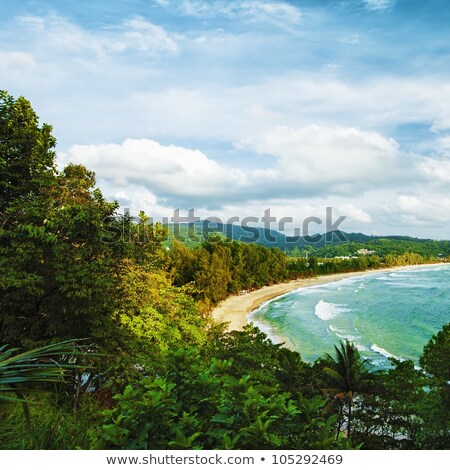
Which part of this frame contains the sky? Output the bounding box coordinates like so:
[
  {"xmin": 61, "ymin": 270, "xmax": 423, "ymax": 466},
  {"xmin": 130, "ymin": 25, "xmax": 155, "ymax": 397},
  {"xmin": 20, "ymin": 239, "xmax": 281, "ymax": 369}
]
[{"xmin": 1, "ymin": 0, "xmax": 450, "ymax": 238}]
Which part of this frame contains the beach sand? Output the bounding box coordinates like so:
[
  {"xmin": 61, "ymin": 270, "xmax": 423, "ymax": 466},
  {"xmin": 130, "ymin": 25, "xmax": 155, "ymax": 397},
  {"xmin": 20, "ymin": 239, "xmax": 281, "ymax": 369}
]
[{"xmin": 211, "ymin": 264, "xmax": 444, "ymax": 332}]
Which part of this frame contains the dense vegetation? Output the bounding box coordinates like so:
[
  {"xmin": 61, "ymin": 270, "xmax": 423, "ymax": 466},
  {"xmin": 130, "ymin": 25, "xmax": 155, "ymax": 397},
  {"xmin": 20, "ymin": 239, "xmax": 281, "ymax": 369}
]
[
  {"xmin": 0, "ymin": 91, "xmax": 448, "ymax": 450},
  {"xmin": 302, "ymin": 238, "xmax": 450, "ymax": 259}
]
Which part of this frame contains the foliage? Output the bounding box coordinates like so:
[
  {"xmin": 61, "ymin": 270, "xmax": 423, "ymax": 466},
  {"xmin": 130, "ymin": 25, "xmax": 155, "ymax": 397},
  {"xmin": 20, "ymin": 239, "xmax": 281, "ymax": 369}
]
[
  {"xmin": 0, "ymin": 339, "xmax": 89, "ymax": 403},
  {"xmin": 417, "ymin": 324, "xmax": 450, "ymax": 448},
  {"xmin": 420, "ymin": 322, "xmax": 450, "ymax": 382},
  {"xmin": 91, "ymin": 348, "xmax": 351, "ymax": 450},
  {"xmin": 206, "ymin": 325, "xmax": 318, "ymax": 396},
  {"xmin": 321, "ymin": 340, "xmax": 372, "ymax": 438},
  {"xmin": 169, "ymin": 237, "xmax": 289, "ymax": 310},
  {"xmin": 0, "ymin": 90, "xmax": 56, "ymax": 211},
  {"xmin": 0, "ymin": 338, "xmax": 92, "ymax": 436},
  {"xmin": 350, "ymin": 359, "xmax": 425, "ymax": 449},
  {"xmin": 322, "ymin": 333, "xmax": 450, "ymax": 450},
  {"xmin": 0, "ymin": 395, "xmax": 100, "ymax": 450}
]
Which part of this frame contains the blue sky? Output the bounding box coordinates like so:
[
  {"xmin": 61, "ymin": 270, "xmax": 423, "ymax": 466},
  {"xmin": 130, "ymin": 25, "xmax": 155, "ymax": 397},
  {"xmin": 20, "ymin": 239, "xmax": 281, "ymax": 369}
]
[{"xmin": 1, "ymin": 0, "xmax": 450, "ymax": 237}]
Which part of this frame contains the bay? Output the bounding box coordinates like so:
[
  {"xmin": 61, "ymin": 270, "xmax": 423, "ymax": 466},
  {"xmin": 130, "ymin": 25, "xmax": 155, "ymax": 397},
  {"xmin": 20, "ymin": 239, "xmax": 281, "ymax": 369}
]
[{"xmin": 248, "ymin": 264, "xmax": 450, "ymax": 368}]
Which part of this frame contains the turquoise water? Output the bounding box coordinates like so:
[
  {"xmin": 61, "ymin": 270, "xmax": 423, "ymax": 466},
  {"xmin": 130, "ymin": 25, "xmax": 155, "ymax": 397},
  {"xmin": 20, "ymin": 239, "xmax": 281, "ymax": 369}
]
[{"xmin": 248, "ymin": 264, "xmax": 450, "ymax": 368}]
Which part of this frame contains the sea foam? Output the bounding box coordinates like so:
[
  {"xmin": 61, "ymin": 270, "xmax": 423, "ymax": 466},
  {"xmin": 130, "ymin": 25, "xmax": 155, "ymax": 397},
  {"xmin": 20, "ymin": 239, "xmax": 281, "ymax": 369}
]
[
  {"xmin": 314, "ymin": 300, "xmax": 349, "ymax": 321},
  {"xmin": 370, "ymin": 344, "xmax": 403, "ymax": 361}
]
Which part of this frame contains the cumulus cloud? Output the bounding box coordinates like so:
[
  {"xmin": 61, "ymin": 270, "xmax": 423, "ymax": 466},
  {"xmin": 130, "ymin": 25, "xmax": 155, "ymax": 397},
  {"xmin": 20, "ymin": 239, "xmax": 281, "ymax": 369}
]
[
  {"xmin": 60, "ymin": 139, "xmax": 247, "ymax": 205},
  {"xmin": 4, "ymin": 4, "xmax": 450, "ymax": 237},
  {"xmin": 130, "ymin": 75, "xmax": 450, "ymax": 145},
  {"xmin": 60, "ymin": 125, "xmax": 422, "ymax": 208},
  {"xmin": 242, "ymin": 125, "xmax": 412, "ymax": 194},
  {"xmin": 57, "ymin": 130, "xmax": 450, "ymax": 236},
  {"xmin": 419, "ymin": 158, "xmax": 450, "ymax": 183},
  {"xmin": 384, "ymin": 194, "xmax": 450, "ymax": 225}
]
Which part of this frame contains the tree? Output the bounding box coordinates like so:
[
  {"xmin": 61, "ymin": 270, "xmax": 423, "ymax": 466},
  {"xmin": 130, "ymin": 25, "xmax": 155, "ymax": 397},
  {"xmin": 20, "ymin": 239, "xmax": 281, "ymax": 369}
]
[
  {"xmin": 1, "ymin": 91, "xmax": 59, "ymax": 344},
  {"xmin": 420, "ymin": 322, "xmax": 450, "ymax": 382},
  {"xmin": 351, "ymin": 359, "xmax": 425, "ymax": 449},
  {"xmin": 322, "ymin": 340, "xmax": 372, "ymax": 437},
  {"xmin": 0, "ymin": 90, "xmax": 56, "ymax": 218},
  {"xmin": 0, "ymin": 92, "xmax": 169, "ymax": 352},
  {"xmin": 0, "ymin": 161, "xmax": 121, "ymax": 345},
  {"xmin": 418, "ymin": 323, "xmax": 450, "ymax": 448}
]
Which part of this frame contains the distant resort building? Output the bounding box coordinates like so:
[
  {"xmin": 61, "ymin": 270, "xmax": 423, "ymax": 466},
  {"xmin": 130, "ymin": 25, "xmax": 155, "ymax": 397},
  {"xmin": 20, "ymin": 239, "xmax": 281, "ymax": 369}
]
[{"xmin": 356, "ymin": 248, "xmax": 377, "ymax": 256}]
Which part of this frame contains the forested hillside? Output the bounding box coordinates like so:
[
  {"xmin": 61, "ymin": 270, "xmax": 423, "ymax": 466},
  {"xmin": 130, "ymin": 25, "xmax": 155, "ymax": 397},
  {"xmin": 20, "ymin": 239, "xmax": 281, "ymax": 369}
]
[
  {"xmin": 166, "ymin": 222, "xmax": 450, "ymax": 259},
  {"xmin": 1, "ymin": 91, "xmax": 448, "ymax": 450}
]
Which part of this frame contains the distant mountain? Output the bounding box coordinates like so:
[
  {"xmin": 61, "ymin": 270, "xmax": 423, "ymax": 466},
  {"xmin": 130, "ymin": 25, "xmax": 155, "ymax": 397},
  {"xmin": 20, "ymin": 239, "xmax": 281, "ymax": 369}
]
[{"xmin": 166, "ymin": 221, "xmax": 450, "ymax": 258}]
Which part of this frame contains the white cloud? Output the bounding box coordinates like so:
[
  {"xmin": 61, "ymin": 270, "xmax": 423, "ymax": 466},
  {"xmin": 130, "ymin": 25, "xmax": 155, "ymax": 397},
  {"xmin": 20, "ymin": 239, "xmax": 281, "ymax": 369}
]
[
  {"xmin": 363, "ymin": 0, "xmax": 394, "ymax": 12},
  {"xmin": 0, "ymin": 51, "xmax": 36, "ymax": 70},
  {"xmin": 107, "ymin": 17, "xmax": 178, "ymax": 54},
  {"xmin": 433, "ymin": 136, "xmax": 450, "ymax": 154},
  {"xmin": 57, "ymin": 132, "xmax": 450, "ymax": 237},
  {"xmin": 17, "ymin": 14, "xmax": 178, "ymax": 59},
  {"xmin": 385, "ymin": 194, "xmax": 450, "ymax": 225},
  {"xmin": 4, "ymin": 5, "xmax": 450, "ymax": 238},
  {"xmin": 18, "ymin": 14, "xmax": 105, "ymax": 59},
  {"xmin": 244, "ymin": 103, "xmax": 282, "ymax": 120},
  {"xmin": 129, "ymin": 75, "xmax": 450, "ymax": 145},
  {"xmin": 0, "ymin": 51, "xmax": 37, "ymax": 86},
  {"xmin": 60, "ymin": 138, "xmax": 247, "ymax": 202},
  {"xmin": 60, "ymin": 126, "xmax": 418, "ymax": 208},
  {"xmin": 431, "ymin": 118, "xmax": 450, "ymax": 132},
  {"xmin": 155, "ymin": 0, "xmax": 302, "ymax": 24},
  {"xmin": 419, "ymin": 158, "xmax": 450, "ymax": 183},
  {"xmin": 338, "ymin": 204, "xmax": 372, "ymax": 224},
  {"xmin": 243, "ymin": 125, "xmax": 410, "ymax": 193}
]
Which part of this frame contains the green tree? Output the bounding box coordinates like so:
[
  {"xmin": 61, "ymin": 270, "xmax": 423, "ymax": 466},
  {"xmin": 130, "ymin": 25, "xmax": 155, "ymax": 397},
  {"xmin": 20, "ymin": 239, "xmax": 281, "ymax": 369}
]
[
  {"xmin": 0, "ymin": 90, "xmax": 56, "ymax": 216},
  {"xmin": 420, "ymin": 322, "xmax": 450, "ymax": 382},
  {"xmin": 351, "ymin": 359, "xmax": 425, "ymax": 449},
  {"xmin": 0, "ymin": 92, "xmax": 169, "ymax": 355},
  {"xmin": 418, "ymin": 323, "xmax": 450, "ymax": 448},
  {"xmin": 322, "ymin": 340, "xmax": 372, "ymax": 437}
]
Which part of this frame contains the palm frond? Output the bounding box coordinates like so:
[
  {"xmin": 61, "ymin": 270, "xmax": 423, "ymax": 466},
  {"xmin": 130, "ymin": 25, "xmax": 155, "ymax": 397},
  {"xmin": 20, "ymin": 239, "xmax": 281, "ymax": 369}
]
[{"xmin": 0, "ymin": 339, "xmax": 91, "ymax": 402}]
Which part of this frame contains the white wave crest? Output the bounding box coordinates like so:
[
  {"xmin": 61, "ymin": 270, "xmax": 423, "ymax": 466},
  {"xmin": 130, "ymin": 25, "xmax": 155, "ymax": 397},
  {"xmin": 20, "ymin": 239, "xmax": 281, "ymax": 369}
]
[
  {"xmin": 337, "ymin": 334, "xmax": 360, "ymax": 342},
  {"xmin": 370, "ymin": 344, "xmax": 403, "ymax": 361},
  {"xmin": 314, "ymin": 300, "xmax": 349, "ymax": 321},
  {"xmin": 328, "ymin": 324, "xmax": 345, "ymax": 333}
]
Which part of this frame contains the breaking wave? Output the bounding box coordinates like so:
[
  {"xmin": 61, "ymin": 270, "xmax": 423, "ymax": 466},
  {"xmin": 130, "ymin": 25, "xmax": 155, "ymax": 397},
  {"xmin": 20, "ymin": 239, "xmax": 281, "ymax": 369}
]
[{"xmin": 314, "ymin": 300, "xmax": 349, "ymax": 321}]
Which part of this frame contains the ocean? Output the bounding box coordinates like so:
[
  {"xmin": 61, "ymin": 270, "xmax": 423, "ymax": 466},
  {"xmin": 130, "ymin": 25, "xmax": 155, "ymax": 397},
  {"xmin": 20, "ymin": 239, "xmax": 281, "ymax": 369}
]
[{"xmin": 248, "ymin": 264, "xmax": 450, "ymax": 369}]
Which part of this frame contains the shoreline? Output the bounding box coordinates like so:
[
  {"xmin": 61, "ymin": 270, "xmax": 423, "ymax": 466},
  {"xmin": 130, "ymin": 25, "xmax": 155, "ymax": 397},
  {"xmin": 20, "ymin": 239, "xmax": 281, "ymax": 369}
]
[{"xmin": 211, "ymin": 263, "xmax": 447, "ymax": 332}]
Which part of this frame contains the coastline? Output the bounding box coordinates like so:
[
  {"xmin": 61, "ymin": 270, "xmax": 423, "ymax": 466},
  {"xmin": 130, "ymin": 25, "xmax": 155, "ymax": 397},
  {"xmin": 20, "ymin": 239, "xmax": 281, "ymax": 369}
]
[{"xmin": 211, "ymin": 263, "xmax": 446, "ymax": 332}]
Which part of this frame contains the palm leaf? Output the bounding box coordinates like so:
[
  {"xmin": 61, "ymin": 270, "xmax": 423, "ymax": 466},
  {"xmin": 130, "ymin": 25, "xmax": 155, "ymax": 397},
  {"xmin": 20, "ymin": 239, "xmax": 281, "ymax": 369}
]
[{"xmin": 0, "ymin": 339, "xmax": 91, "ymax": 402}]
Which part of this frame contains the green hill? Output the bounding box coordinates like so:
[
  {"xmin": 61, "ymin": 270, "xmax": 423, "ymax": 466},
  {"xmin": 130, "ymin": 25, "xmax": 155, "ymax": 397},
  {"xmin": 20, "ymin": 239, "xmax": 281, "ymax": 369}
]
[{"xmin": 165, "ymin": 222, "xmax": 450, "ymax": 259}]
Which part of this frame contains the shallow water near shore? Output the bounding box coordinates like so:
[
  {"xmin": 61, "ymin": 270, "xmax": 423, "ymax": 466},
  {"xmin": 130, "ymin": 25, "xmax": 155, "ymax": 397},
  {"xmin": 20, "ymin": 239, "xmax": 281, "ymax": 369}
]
[{"xmin": 248, "ymin": 264, "xmax": 450, "ymax": 368}]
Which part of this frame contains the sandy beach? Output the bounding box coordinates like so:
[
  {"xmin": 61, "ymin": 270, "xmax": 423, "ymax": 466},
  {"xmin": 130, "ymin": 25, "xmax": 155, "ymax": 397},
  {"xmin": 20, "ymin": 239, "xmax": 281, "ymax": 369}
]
[{"xmin": 212, "ymin": 264, "xmax": 445, "ymax": 331}]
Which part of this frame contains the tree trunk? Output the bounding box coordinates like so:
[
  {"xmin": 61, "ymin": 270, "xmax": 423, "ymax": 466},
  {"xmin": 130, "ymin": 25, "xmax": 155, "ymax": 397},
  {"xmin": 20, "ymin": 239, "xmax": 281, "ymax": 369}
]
[
  {"xmin": 347, "ymin": 400, "xmax": 352, "ymax": 437},
  {"xmin": 335, "ymin": 402, "xmax": 344, "ymax": 441}
]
